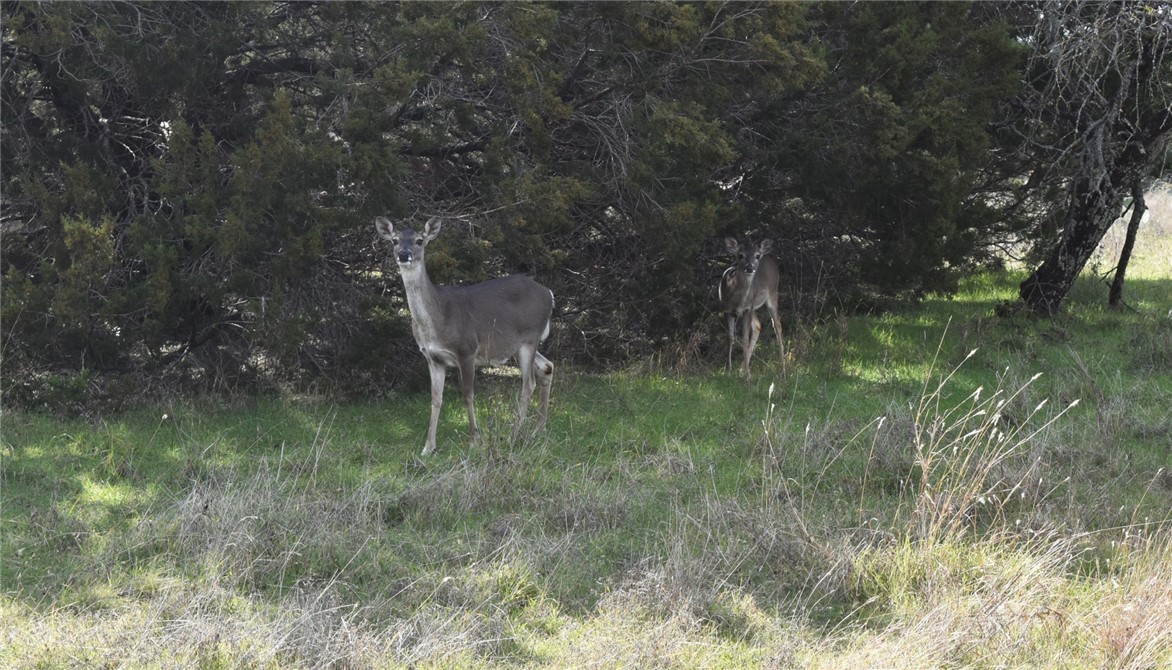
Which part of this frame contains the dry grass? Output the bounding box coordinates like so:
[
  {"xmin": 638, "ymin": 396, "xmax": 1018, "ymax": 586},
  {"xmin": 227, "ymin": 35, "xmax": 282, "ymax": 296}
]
[{"xmin": 4, "ymin": 371, "xmax": 1170, "ymax": 669}]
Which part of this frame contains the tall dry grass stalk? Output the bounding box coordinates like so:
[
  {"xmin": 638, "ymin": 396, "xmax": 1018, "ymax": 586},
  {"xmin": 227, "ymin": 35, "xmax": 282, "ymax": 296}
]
[
  {"xmin": 908, "ymin": 348, "xmax": 1079, "ymax": 541},
  {"xmin": 821, "ymin": 343, "xmax": 1171, "ymax": 669}
]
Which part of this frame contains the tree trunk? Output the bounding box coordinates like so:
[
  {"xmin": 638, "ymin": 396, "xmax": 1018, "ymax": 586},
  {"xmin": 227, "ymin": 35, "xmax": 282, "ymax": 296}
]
[
  {"xmin": 1108, "ymin": 181, "xmax": 1146, "ymax": 308},
  {"xmin": 1019, "ymin": 170, "xmax": 1132, "ymax": 315},
  {"xmin": 1018, "ymin": 116, "xmax": 1169, "ymax": 315},
  {"xmin": 1015, "ymin": 2, "xmax": 1171, "ymax": 316}
]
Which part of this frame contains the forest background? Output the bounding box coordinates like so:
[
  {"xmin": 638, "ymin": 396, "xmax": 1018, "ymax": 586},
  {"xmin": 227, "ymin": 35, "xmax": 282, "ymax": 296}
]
[{"xmin": 1, "ymin": 0, "xmax": 1170, "ymax": 404}]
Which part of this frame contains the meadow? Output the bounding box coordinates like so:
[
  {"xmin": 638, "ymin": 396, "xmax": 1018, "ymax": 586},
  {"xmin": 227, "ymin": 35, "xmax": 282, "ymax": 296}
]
[{"xmin": 2, "ymin": 198, "xmax": 1170, "ymax": 668}]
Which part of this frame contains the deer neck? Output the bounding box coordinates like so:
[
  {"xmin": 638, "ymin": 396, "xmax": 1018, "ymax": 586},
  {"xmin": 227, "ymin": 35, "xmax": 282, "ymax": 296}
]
[{"xmin": 398, "ymin": 263, "xmax": 445, "ymax": 335}]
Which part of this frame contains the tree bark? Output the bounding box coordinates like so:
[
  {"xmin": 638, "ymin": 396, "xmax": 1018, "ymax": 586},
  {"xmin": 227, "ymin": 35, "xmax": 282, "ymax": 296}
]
[{"xmin": 1108, "ymin": 181, "xmax": 1146, "ymax": 308}]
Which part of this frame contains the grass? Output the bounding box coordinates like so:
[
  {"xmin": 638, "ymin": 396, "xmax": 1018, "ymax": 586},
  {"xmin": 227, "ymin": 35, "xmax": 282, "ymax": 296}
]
[{"xmin": 2, "ymin": 200, "xmax": 1170, "ymax": 668}]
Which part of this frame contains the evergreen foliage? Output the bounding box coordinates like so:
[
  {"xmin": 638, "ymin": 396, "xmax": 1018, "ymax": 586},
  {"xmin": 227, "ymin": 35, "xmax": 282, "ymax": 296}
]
[{"xmin": 1, "ymin": 1, "xmax": 1166, "ymax": 399}]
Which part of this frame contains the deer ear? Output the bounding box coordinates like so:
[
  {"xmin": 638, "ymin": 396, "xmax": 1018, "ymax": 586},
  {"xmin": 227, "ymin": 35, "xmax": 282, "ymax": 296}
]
[
  {"xmin": 758, "ymin": 239, "xmax": 773, "ymax": 254},
  {"xmin": 423, "ymin": 217, "xmax": 443, "ymax": 241},
  {"xmin": 724, "ymin": 237, "xmax": 739, "ymax": 253},
  {"xmin": 374, "ymin": 217, "xmax": 395, "ymax": 241}
]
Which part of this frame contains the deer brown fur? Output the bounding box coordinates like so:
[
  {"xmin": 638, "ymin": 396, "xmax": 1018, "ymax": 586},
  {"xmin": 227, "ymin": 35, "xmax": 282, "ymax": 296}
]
[
  {"xmin": 376, "ymin": 216, "xmax": 554, "ymax": 455},
  {"xmin": 719, "ymin": 237, "xmax": 785, "ymax": 382}
]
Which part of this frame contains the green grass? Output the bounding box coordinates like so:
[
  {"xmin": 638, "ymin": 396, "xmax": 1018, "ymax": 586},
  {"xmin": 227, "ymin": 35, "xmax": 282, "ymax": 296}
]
[{"xmin": 3, "ymin": 220, "xmax": 1171, "ymax": 667}]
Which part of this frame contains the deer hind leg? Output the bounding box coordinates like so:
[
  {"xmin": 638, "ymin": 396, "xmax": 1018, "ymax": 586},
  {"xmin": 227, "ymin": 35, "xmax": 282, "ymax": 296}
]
[
  {"xmin": 512, "ymin": 345, "xmax": 537, "ymax": 440},
  {"xmin": 423, "ymin": 358, "xmax": 447, "ymax": 456},
  {"xmin": 768, "ymin": 298, "xmax": 786, "ymax": 379},
  {"xmin": 743, "ymin": 310, "xmax": 762, "ymax": 382},
  {"xmin": 533, "ymin": 352, "xmax": 554, "ymax": 432},
  {"xmin": 457, "ymin": 356, "xmax": 480, "ymax": 447}
]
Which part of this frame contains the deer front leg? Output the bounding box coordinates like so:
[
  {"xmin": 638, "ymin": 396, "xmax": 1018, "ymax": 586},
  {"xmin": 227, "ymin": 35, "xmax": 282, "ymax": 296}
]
[
  {"xmin": 424, "ymin": 357, "xmax": 447, "ymax": 456},
  {"xmin": 726, "ymin": 312, "xmax": 737, "ymax": 374},
  {"xmin": 457, "ymin": 357, "xmax": 480, "ymax": 447},
  {"xmin": 743, "ymin": 311, "xmax": 761, "ymax": 382}
]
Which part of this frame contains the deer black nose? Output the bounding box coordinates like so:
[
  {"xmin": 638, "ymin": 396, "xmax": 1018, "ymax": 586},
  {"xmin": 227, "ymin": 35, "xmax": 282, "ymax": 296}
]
[{"xmin": 398, "ymin": 249, "xmax": 413, "ymax": 263}]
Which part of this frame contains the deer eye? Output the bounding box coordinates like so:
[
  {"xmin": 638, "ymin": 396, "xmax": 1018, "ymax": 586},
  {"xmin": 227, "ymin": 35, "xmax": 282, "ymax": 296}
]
[
  {"xmin": 390, "ymin": 237, "xmax": 399, "ymax": 245},
  {"xmin": 415, "ymin": 237, "xmax": 424, "ymax": 246}
]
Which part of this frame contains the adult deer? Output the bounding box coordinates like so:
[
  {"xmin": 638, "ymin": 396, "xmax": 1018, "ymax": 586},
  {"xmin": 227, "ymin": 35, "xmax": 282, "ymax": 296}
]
[
  {"xmin": 375, "ymin": 216, "xmax": 555, "ymax": 456},
  {"xmin": 719, "ymin": 237, "xmax": 785, "ymax": 382}
]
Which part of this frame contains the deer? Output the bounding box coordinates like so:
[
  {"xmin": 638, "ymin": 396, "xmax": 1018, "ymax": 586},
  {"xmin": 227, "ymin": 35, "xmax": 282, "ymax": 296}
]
[
  {"xmin": 719, "ymin": 237, "xmax": 785, "ymax": 383},
  {"xmin": 375, "ymin": 216, "xmax": 555, "ymax": 456}
]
